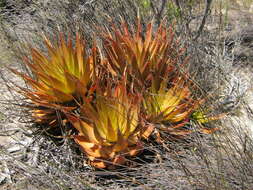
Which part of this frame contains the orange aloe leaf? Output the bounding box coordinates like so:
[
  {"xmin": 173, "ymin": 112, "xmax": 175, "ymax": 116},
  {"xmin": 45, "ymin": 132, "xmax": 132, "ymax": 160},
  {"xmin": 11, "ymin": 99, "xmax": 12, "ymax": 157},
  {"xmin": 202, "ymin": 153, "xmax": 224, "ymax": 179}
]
[
  {"xmin": 199, "ymin": 127, "xmax": 219, "ymax": 134},
  {"xmin": 90, "ymin": 160, "xmax": 107, "ymax": 169},
  {"xmin": 74, "ymin": 136, "xmax": 103, "ymax": 158},
  {"xmin": 141, "ymin": 124, "xmax": 155, "ymax": 139}
]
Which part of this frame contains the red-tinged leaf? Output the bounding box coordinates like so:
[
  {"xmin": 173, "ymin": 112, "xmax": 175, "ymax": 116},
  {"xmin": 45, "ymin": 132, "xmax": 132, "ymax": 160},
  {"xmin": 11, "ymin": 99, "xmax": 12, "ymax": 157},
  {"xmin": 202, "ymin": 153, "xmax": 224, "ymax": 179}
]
[
  {"xmin": 199, "ymin": 127, "xmax": 219, "ymax": 134},
  {"xmin": 128, "ymin": 143, "xmax": 142, "ymax": 156},
  {"xmin": 167, "ymin": 129, "xmax": 192, "ymax": 136},
  {"xmin": 49, "ymin": 88, "xmax": 73, "ymax": 102},
  {"xmin": 65, "ymin": 113, "xmax": 79, "ymax": 126},
  {"xmin": 90, "ymin": 160, "xmax": 107, "ymax": 169},
  {"xmin": 76, "ymin": 34, "xmax": 85, "ymax": 75},
  {"xmin": 142, "ymin": 124, "xmax": 155, "ymax": 139},
  {"xmin": 144, "ymin": 22, "xmax": 153, "ymax": 47},
  {"xmin": 171, "ymin": 119, "xmax": 189, "ymax": 129},
  {"xmin": 112, "ymin": 155, "xmax": 126, "ymax": 166},
  {"xmin": 74, "ymin": 136, "xmax": 103, "ymax": 158},
  {"xmin": 112, "ymin": 133, "xmax": 128, "ymax": 152},
  {"xmin": 31, "ymin": 48, "xmax": 49, "ymax": 66},
  {"xmin": 139, "ymin": 60, "xmax": 151, "ymax": 75},
  {"xmin": 135, "ymin": 19, "xmax": 142, "ymax": 41},
  {"xmin": 168, "ymin": 110, "xmax": 192, "ymax": 123},
  {"xmin": 43, "ymin": 35, "xmax": 57, "ymax": 57}
]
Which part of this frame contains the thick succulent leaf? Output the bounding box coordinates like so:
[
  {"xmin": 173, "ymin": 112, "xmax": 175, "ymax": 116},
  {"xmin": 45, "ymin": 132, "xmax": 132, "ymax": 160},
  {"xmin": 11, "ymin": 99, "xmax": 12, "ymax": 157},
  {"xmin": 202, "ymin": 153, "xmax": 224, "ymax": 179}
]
[
  {"xmin": 141, "ymin": 124, "xmax": 155, "ymax": 139},
  {"xmin": 112, "ymin": 133, "xmax": 128, "ymax": 152},
  {"xmin": 67, "ymin": 114, "xmax": 100, "ymax": 143},
  {"xmin": 90, "ymin": 160, "xmax": 107, "ymax": 169},
  {"xmin": 74, "ymin": 136, "xmax": 104, "ymax": 158},
  {"xmin": 164, "ymin": 103, "xmax": 193, "ymax": 123},
  {"xmin": 199, "ymin": 127, "xmax": 219, "ymax": 134}
]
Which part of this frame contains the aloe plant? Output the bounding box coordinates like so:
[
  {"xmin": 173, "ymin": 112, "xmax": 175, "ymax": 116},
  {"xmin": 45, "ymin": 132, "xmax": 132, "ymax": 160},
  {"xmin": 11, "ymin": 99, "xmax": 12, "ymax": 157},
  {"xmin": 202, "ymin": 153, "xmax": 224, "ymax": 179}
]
[
  {"xmin": 102, "ymin": 20, "xmax": 201, "ymax": 137},
  {"xmin": 143, "ymin": 78, "xmax": 195, "ymax": 123},
  {"xmin": 9, "ymin": 20, "xmax": 217, "ymax": 169},
  {"xmin": 11, "ymin": 33, "xmax": 94, "ymax": 126},
  {"xmin": 67, "ymin": 81, "xmax": 145, "ymax": 168}
]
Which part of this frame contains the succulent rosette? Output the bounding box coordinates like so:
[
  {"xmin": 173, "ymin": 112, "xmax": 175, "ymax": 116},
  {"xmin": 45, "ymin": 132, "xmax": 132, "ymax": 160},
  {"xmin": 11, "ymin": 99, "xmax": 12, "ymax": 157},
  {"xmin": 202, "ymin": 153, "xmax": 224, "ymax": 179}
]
[
  {"xmin": 67, "ymin": 81, "xmax": 144, "ymax": 168},
  {"xmin": 102, "ymin": 20, "xmax": 200, "ymax": 137},
  {"xmin": 11, "ymin": 33, "xmax": 94, "ymax": 125}
]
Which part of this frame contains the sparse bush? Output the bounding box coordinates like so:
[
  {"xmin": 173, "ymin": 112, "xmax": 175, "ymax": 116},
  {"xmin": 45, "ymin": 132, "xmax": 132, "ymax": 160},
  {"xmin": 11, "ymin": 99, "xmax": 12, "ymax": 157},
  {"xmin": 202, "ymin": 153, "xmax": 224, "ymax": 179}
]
[{"xmin": 0, "ymin": 0, "xmax": 6, "ymax": 8}]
